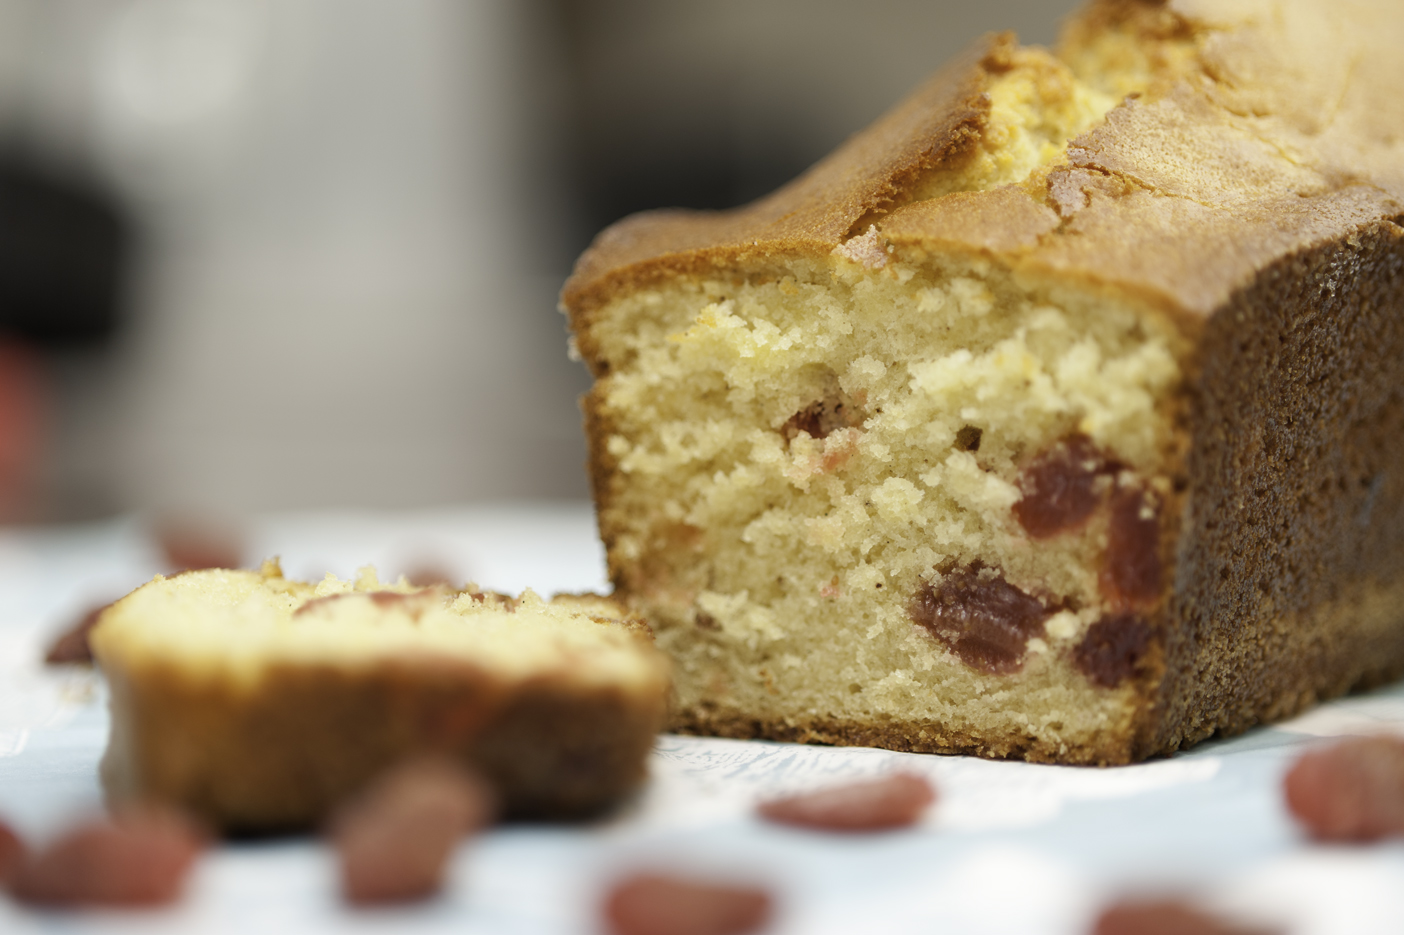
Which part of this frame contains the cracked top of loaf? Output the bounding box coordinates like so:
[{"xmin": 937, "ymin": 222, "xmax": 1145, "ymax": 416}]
[{"xmin": 563, "ymin": 0, "xmax": 1404, "ymax": 339}]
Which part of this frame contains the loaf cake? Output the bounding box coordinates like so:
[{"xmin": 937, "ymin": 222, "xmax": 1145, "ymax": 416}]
[
  {"xmin": 561, "ymin": 0, "xmax": 1404, "ymax": 764},
  {"xmin": 91, "ymin": 561, "xmax": 669, "ymax": 831}
]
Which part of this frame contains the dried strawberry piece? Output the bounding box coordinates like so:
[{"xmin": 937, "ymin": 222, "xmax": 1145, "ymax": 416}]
[
  {"xmin": 155, "ymin": 516, "xmax": 245, "ymax": 572},
  {"xmin": 1013, "ymin": 435, "xmax": 1111, "ymax": 538},
  {"xmin": 1283, "ymin": 735, "xmax": 1404, "ymax": 841},
  {"xmin": 1073, "ymin": 613, "xmax": 1154, "ymax": 688},
  {"xmin": 44, "ymin": 603, "xmax": 108, "ymax": 665},
  {"xmin": 403, "ymin": 564, "xmax": 457, "ymax": 588},
  {"xmin": 331, "ymin": 757, "xmax": 496, "ymax": 905},
  {"xmin": 604, "ymin": 873, "xmax": 772, "ymax": 935},
  {"xmin": 756, "ymin": 772, "xmax": 935, "ymax": 832},
  {"xmin": 0, "ymin": 817, "xmax": 26, "ymax": 885},
  {"xmin": 910, "ymin": 563, "xmax": 1050, "ymax": 674},
  {"xmin": 1092, "ymin": 898, "xmax": 1277, "ymax": 935},
  {"xmin": 1100, "ymin": 484, "xmax": 1163, "ymax": 609},
  {"xmin": 10, "ymin": 803, "xmax": 206, "ymax": 907},
  {"xmin": 780, "ymin": 376, "xmax": 863, "ymax": 446}
]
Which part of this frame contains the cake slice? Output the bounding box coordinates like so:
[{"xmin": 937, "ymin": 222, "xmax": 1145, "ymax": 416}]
[
  {"xmin": 561, "ymin": 0, "xmax": 1404, "ymax": 764},
  {"xmin": 91, "ymin": 561, "xmax": 669, "ymax": 831}
]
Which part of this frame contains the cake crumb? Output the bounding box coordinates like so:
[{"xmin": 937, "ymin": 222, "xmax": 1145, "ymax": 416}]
[{"xmin": 834, "ymin": 225, "xmax": 889, "ymax": 269}]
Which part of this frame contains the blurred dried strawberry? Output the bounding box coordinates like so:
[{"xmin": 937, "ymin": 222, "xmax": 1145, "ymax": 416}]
[
  {"xmin": 1284, "ymin": 734, "xmax": 1404, "ymax": 841},
  {"xmin": 330, "ymin": 756, "xmax": 496, "ymax": 905},
  {"xmin": 43, "ymin": 602, "xmax": 111, "ymax": 665},
  {"xmin": 1092, "ymin": 899, "xmax": 1277, "ymax": 935},
  {"xmin": 757, "ymin": 772, "xmax": 935, "ymax": 832},
  {"xmin": 0, "ymin": 817, "xmax": 25, "ymax": 885},
  {"xmin": 10, "ymin": 803, "xmax": 206, "ymax": 907},
  {"xmin": 154, "ymin": 515, "xmax": 245, "ymax": 572},
  {"xmin": 604, "ymin": 873, "xmax": 772, "ymax": 935},
  {"xmin": 403, "ymin": 564, "xmax": 458, "ymax": 588},
  {"xmin": 0, "ymin": 342, "xmax": 45, "ymax": 523}
]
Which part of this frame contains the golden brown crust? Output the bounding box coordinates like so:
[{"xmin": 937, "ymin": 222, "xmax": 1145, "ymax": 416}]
[
  {"xmin": 1153, "ymin": 219, "xmax": 1404, "ymax": 752},
  {"xmin": 877, "ymin": 186, "xmax": 1059, "ymax": 256},
  {"xmin": 563, "ymin": 1, "xmax": 1404, "ymax": 331}
]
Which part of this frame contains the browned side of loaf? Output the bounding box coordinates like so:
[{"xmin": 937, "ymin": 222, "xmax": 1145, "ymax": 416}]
[
  {"xmin": 101, "ymin": 658, "xmax": 667, "ymax": 833},
  {"xmin": 1154, "ymin": 218, "xmax": 1404, "ymax": 755}
]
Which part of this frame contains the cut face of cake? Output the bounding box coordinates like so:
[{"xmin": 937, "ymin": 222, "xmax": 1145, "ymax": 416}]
[
  {"xmin": 562, "ymin": 0, "xmax": 1404, "ymax": 764},
  {"xmin": 91, "ymin": 562, "xmax": 669, "ymax": 831}
]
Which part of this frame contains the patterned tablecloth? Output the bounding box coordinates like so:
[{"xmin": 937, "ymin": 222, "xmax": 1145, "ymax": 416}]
[{"xmin": 1, "ymin": 503, "xmax": 1401, "ymax": 934}]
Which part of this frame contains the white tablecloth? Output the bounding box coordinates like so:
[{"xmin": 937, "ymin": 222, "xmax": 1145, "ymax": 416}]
[{"xmin": 1, "ymin": 503, "xmax": 1401, "ymax": 934}]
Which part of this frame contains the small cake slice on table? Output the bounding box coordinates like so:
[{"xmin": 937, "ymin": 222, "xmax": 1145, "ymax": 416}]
[
  {"xmin": 91, "ymin": 561, "xmax": 669, "ymax": 832},
  {"xmin": 562, "ymin": 0, "xmax": 1404, "ymax": 764}
]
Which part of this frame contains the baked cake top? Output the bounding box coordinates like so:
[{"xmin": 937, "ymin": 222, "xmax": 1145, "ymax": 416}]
[
  {"xmin": 92, "ymin": 560, "xmax": 666, "ymax": 693},
  {"xmin": 563, "ymin": 0, "xmax": 1404, "ymax": 337}
]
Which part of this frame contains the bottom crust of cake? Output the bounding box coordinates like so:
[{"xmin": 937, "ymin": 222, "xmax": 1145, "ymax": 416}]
[{"xmin": 667, "ymin": 705, "xmax": 1144, "ymax": 766}]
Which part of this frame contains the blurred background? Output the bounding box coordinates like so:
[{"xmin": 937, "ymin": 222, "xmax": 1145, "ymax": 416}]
[{"xmin": 0, "ymin": 0, "xmax": 1076, "ymax": 524}]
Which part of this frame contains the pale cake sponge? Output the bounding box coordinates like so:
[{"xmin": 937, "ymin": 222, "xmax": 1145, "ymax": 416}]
[
  {"xmin": 562, "ymin": 0, "xmax": 1404, "ymax": 764},
  {"xmin": 91, "ymin": 561, "xmax": 669, "ymax": 832}
]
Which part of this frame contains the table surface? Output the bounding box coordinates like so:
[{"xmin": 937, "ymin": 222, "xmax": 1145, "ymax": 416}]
[{"xmin": 1, "ymin": 503, "xmax": 1402, "ymax": 934}]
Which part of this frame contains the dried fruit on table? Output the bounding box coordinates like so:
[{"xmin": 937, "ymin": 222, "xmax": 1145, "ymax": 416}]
[
  {"xmin": 331, "ymin": 757, "xmax": 496, "ymax": 905},
  {"xmin": 9, "ymin": 804, "xmax": 206, "ymax": 907},
  {"xmin": 1091, "ymin": 898, "xmax": 1278, "ymax": 935},
  {"xmin": 756, "ymin": 772, "xmax": 935, "ymax": 831},
  {"xmin": 43, "ymin": 603, "xmax": 108, "ymax": 665},
  {"xmin": 154, "ymin": 515, "xmax": 245, "ymax": 572},
  {"xmin": 1283, "ymin": 734, "xmax": 1404, "ymax": 840},
  {"xmin": 604, "ymin": 873, "xmax": 773, "ymax": 935},
  {"xmin": 0, "ymin": 817, "xmax": 26, "ymax": 885}
]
